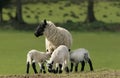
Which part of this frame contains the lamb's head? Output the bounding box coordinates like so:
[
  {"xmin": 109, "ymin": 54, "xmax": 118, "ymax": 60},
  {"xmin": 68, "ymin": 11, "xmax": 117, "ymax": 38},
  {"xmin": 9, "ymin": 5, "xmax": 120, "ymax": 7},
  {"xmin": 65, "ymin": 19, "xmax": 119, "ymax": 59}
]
[
  {"xmin": 46, "ymin": 51, "xmax": 52, "ymax": 58},
  {"xmin": 34, "ymin": 19, "xmax": 47, "ymax": 37}
]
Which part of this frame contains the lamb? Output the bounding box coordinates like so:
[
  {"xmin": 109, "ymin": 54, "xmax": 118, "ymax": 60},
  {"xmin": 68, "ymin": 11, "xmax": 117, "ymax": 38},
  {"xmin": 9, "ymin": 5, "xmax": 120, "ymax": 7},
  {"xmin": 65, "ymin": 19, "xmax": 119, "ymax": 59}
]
[
  {"xmin": 70, "ymin": 48, "xmax": 93, "ymax": 72},
  {"xmin": 34, "ymin": 19, "xmax": 72, "ymax": 53},
  {"xmin": 26, "ymin": 49, "xmax": 52, "ymax": 74},
  {"xmin": 46, "ymin": 45, "xmax": 70, "ymax": 74}
]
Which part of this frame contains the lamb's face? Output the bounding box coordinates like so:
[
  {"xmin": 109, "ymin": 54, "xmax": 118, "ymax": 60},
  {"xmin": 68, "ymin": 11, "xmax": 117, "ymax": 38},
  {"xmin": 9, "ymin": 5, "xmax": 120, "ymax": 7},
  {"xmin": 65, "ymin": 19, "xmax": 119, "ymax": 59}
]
[{"xmin": 34, "ymin": 19, "xmax": 47, "ymax": 37}]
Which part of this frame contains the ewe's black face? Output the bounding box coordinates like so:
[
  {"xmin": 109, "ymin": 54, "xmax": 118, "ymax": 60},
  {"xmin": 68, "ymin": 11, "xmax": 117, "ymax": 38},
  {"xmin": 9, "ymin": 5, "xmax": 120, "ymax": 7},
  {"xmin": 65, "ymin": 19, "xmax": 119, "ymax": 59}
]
[{"xmin": 34, "ymin": 19, "xmax": 47, "ymax": 37}]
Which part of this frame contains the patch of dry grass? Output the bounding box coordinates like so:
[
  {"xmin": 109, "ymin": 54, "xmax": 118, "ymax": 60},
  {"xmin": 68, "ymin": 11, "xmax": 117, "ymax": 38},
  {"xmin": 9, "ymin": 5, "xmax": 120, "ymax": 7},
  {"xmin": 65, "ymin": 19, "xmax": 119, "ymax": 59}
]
[{"xmin": 0, "ymin": 70, "xmax": 120, "ymax": 78}]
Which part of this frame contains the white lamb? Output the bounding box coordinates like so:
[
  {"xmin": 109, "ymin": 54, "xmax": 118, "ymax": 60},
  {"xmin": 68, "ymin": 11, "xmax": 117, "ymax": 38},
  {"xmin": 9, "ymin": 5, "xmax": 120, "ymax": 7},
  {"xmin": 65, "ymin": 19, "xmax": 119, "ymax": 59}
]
[
  {"xmin": 34, "ymin": 19, "xmax": 72, "ymax": 53},
  {"xmin": 26, "ymin": 49, "xmax": 52, "ymax": 74},
  {"xmin": 70, "ymin": 48, "xmax": 93, "ymax": 72},
  {"xmin": 47, "ymin": 45, "xmax": 70, "ymax": 74}
]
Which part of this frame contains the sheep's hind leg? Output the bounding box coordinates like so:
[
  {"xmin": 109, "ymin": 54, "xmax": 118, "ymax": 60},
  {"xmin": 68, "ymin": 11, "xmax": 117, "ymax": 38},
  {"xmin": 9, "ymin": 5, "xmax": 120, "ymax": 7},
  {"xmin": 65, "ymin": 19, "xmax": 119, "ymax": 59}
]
[
  {"xmin": 75, "ymin": 63, "xmax": 79, "ymax": 72},
  {"xmin": 32, "ymin": 62, "xmax": 38, "ymax": 74},
  {"xmin": 70, "ymin": 62, "xmax": 74, "ymax": 72},
  {"xmin": 26, "ymin": 62, "xmax": 30, "ymax": 74},
  {"xmin": 88, "ymin": 59, "xmax": 94, "ymax": 71},
  {"xmin": 40, "ymin": 68, "xmax": 42, "ymax": 73},
  {"xmin": 81, "ymin": 61, "xmax": 85, "ymax": 71}
]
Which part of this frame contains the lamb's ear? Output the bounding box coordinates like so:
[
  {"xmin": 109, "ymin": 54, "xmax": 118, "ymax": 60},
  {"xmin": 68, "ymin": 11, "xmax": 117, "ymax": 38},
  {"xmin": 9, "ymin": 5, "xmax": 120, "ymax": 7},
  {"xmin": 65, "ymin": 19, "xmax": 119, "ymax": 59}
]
[{"xmin": 44, "ymin": 19, "xmax": 47, "ymax": 25}]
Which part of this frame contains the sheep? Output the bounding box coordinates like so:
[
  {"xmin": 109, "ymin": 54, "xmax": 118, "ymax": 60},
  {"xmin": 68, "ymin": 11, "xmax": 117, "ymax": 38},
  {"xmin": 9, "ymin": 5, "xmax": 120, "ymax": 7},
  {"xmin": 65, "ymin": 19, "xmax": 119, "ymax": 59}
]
[
  {"xmin": 70, "ymin": 48, "xmax": 93, "ymax": 72},
  {"xmin": 34, "ymin": 19, "xmax": 72, "ymax": 53},
  {"xmin": 46, "ymin": 45, "xmax": 70, "ymax": 74},
  {"xmin": 26, "ymin": 49, "xmax": 52, "ymax": 74}
]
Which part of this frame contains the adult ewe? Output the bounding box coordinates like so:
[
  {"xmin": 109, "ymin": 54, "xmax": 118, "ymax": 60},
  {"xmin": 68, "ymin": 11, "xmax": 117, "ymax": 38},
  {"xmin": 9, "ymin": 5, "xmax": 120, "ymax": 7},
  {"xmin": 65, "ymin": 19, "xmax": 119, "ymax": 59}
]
[
  {"xmin": 47, "ymin": 45, "xmax": 70, "ymax": 74},
  {"xmin": 26, "ymin": 49, "xmax": 52, "ymax": 74},
  {"xmin": 70, "ymin": 48, "xmax": 93, "ymax": 72},
  {"xmin": 34, "ymin": 19, "xmax": 72, "ymax": 52}
]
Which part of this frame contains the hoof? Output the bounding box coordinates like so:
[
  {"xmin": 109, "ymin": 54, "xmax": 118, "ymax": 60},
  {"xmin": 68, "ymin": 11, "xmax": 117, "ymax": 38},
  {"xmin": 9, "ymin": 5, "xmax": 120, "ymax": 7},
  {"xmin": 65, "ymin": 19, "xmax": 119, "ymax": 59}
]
[
  {"xmin": 59, "ymin": 70, "xmax": 62, "ymax": 74},
  {"xmin": 43, "ymin": 71, "xmax": 46, "ymax": 74}
]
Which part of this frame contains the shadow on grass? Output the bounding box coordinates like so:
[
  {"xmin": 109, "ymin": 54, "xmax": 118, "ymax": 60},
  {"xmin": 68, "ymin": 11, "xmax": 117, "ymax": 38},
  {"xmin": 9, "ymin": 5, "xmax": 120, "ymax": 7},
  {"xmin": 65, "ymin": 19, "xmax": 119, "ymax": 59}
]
[{"xmin": 0, "ymin": 21, "xmax": 120, "ymax": 32}]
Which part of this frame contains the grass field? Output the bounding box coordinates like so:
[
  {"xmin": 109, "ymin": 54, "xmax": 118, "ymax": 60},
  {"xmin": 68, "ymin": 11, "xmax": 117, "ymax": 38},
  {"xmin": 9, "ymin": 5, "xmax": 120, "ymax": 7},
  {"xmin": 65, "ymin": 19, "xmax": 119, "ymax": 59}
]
[
  {"xmin": 3, "ymin": 1, "xmax": 120, "ymax": 23},
  {"xmin": 0, "ymin": 1, "xmax": 120, "ymax": 77},
  {"xmin": 0, "ymin": 30, "xmax": 120, "ymax": 75}
]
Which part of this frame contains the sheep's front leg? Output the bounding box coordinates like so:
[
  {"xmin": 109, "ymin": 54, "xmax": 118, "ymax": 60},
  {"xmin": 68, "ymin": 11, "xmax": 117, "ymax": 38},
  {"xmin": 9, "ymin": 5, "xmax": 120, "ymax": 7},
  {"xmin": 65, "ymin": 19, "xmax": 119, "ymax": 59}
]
[
  {"xmin": 55, "ymin": 63, "xmax": 59, "ymax": 73},
  {"xmin": 58, "ymin": 64, "xmax": 62, "ymax": 74},
  {"xmin": 81, "ymin": 61, "xmax": 85, "ymax": 71},
  {"xmin": 65, "ymin": 66, "xmax": 69, "ymax": 73},
  {"xmin": 39, "ymin": 63, "xmax": 46, "ymax": 73},
  {"xmin": 88, "ymin": 59, "xmax": 94, "ymax": 71},
  {"xmin": 26, "ymin": 62, "xmax": 30, "ymax": 74},
  {"xmin": 39, "ymin": 63, "xmax": 42, "ymax": 73},
  {"xmin": 41, "ymin": 63, "xmax": 46, "ymax": 73},
  {"xmin": 32, "ymin": 62, "xmax": 38, "ymax": 74}
]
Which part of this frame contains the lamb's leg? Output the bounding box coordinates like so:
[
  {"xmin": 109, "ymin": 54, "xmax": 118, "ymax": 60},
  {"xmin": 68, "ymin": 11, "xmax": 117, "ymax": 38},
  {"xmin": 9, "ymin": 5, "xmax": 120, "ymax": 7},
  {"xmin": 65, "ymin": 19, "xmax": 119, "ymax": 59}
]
[
  {"xmin": 55, "ymin": 67, "xmax": 58, "ymax": 73},
  {"xmin": 88, "ymin": 59, "xmax": 94, "ymax": 71},
  {"xmin": 26, "ymin": 62, "xmax": 30, "ymax": 74},
  {"xmin": 39, "ymin": 63, "xmax": 43, "ymax": 73},
  {"xmin": 41, "ymin": 63, "xmax": 46, "ymax": 73},
  {"xmin": 40, "ymin": 69, "xmax": 42, "ymax": 73},
  {"xmin": 38, "ymin": 63, "xmax": 42, "ymax": 73},
  {"xmin": 69, "ymin": 49, "xmax": 71, "ymax": 52},
  {"xmin": 75, "ymin": 63, "xmax": 79, "ymax": 72},
  {"xmin": 81, "ymin": 61, "xmax": 85, "ymax": 71},
  {"xmin": 58, "ymin": 64, "xmax": 62, "ymax": 74},
  {"xmin": 70, "ymin": 62, "xmax": 74, "ymax": 72},
  {"xmin": 32, "ymin": 62, "xmax": 38, "ymax": 74},
  {"xmin": 65, "ymin": 66, "xmax": 69, "ymax": 73}
]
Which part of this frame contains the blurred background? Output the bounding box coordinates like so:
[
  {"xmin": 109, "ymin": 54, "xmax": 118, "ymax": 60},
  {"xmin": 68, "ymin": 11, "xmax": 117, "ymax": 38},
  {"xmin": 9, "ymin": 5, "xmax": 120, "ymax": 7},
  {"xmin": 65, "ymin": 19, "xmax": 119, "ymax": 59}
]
[
  {"xmin": 0, "ymin": 0, "xmax": 120, "ymax": 75},
  {"xmin": 0, "ymin": 0, "xmax": 120, "ymax": 31}
]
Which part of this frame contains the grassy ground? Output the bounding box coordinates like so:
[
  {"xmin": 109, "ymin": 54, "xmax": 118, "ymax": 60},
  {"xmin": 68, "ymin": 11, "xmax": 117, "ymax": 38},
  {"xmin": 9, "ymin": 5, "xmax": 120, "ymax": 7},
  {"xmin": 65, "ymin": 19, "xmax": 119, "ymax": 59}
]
[
  {"xmin": 0, "ymin": 30, "xmax": 120, "ymax": 75},
  {"xmin": 3, "ymin": 1, "xmax": 120, "ymax": 23},
  {"xmin": 0, "ymin": 69, "xmax": 120, "ymax": 78}
]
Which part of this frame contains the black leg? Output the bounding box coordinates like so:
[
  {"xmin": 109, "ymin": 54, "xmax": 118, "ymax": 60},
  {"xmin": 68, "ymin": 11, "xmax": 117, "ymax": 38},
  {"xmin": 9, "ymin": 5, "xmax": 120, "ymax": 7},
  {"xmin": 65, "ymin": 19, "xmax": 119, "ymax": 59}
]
[
  {"xmin": 32, "ymin": 62, "xmax": 38, "ymax": 74},
  {"xmin": 26, "ymin": 62, "xmax": 30, "ymax": 74},
  {"xmin": 40, "ymin": 69, "xmax": 42, "ymax": 73},
  {"xmin": 42, "ymin": 63, "xmax": 46, "ymax": 73},
  {"xmin": 88, "ymin": 59, "xmax": 94, "ymax": 71},
  {"xmin": 70, "ymin": 62, "xmax": 74, "ymax": 72},
  {"xmin": 75, "ymin": 63, "xmax": 79, "ymax": 72},
  {"xmin": 39, "ymin": 63, "xmax": 46, "ymax": 73},
  {"xmin": 65, "ymin": 66, "xmax": 69, "ymax": 73},
  {"xmin": 69, "ymin": 49, "xmax": 71, "ymax": 52},
  {"xmin": 55, "ymin": 67, "xmax": 59, "ymax": 73},
  {"xmin": 81, "ymin": 61, "xmax": 85, "ymax": 71},
  {"xmin": 59, "ymin": 64, "xmax": 62, "ymax": 74},
  {"xmin": 52, "ymin": 69, "xmax": 56, "ymax": 74}
]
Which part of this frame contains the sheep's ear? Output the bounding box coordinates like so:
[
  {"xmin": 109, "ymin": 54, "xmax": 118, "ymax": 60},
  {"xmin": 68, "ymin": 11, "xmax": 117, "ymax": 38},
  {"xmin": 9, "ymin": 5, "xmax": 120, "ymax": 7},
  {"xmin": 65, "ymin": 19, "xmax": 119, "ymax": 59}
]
[{"xmin": 44, "ymin": 19, "xmax": 47, "ymax": 25}]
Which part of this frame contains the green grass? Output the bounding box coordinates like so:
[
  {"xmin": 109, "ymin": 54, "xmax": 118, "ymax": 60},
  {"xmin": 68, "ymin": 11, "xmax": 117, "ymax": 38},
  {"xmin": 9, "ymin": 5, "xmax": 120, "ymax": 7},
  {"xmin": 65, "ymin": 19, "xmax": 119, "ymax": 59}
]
[
  {"xmin": 0, "ymin": 30, "xmax": 45, "ymax": 74},
  {"xmin": 0, "ymin": 30, "xmax": 120, "ymax": 75},
  {"xmin": 3, "ymin": 1, "xmax": 120, "ymax": 24}
]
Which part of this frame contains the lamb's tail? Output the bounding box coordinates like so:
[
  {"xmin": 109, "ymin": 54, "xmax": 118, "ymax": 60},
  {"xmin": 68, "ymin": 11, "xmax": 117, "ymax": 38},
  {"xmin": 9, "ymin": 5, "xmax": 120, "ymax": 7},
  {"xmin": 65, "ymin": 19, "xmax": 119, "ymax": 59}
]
[
  {"xmin": 26, "ymin": 53, "xmax": 32, "ymax": 65},
  {"xmin": 84, "ymin": 53, "xmax": 90, "ymax": 62}
]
